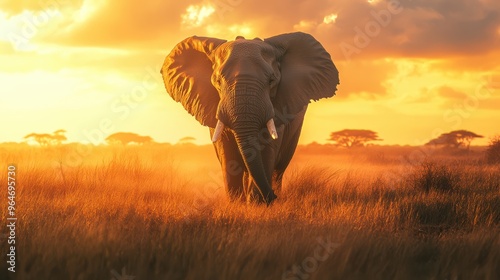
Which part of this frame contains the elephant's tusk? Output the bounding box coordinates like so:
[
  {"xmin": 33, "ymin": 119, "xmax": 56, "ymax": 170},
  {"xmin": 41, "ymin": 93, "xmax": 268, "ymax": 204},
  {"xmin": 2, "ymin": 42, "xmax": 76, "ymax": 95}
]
[
  {"xmin": 267, "ymin": 119, "xmax": 278, "ymax": 140},
  {"xmin": 212, "ymin": 120, "xmax": 225, "ymax": 142}
]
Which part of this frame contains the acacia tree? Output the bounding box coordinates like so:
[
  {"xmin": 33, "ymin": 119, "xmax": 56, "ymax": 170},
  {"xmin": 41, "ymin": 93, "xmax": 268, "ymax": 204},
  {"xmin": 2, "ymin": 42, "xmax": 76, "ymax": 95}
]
[
  {"xmin": 24, "ymin": 129, "xmax": 67, "ymax": 146},
  {"xmin": 328, "ymin": 129, "xmax": 382, "ymax": 148},
  {"xmin": 106, "ymin": 132, "xmax": 153, "ymax": 145},
  {"xmin": 24, "ymin": 133, "xmax": 53, "ymax": 146},
  {"xmin": 51, "ymin": 129, "xmax": 67, "ymax": 145},
  {"xmin": 426, "ymin": 130, "xmax": 483, "ymax": 150},
  {"xmin": 178, "ymin": 136, "xmax": 196, "ymax": 145}
]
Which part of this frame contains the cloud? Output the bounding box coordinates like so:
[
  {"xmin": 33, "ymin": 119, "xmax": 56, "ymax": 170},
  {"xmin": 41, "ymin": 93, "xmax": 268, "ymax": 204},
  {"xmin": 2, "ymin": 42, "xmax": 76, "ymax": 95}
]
[
  {"xmin": 392, "ymin": 0, "xmax": 500, "ymax": 57},
  {"xmin": 334, "ymin": 59, "xmax": 397, "ymax": 100},
  {"xmin": 3, "ymin": 0, "xmax": 497, "ymax": 62},
  {"xmin": 438, "ymin": 86, "xmax": 468, "ymax": 100},
  {"xmin": 0, "ymin": 0, "xmax": 83, "ymax": 15},
  {"xmin": 45, "ymin": 0, "xmax": 193, "ymax": 48},
  {"xmin": 434, "ymin": 50, "xmax": 500, "ymax": 72},
  {"xmin": 0, "ymin": 45, "xmax": 163, "ymax": 76},
  {"xmin": 477, "ymin": 98, "xmax": 500, "ymax": 110},
  {"xmin": 308, "ymin": 0, "xmax": 500, "ymax": 60},
  {"xmin": 2, "ymin": 0, "xmax": 499, "ymax": 107},
  {"xmin": 181, "ymin": 4, "xmax": 215, "ymax": 28},
  {"xmin": 487, "ymin": 75, "xmax": 500, "ymax": 89}
]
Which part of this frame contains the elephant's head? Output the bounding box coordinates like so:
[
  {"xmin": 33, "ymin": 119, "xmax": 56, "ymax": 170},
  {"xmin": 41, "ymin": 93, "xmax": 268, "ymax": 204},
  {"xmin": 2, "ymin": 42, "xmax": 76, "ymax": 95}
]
[{"xmin": 161, "ymin": 32, "xmax": 339, "ymax": 204}]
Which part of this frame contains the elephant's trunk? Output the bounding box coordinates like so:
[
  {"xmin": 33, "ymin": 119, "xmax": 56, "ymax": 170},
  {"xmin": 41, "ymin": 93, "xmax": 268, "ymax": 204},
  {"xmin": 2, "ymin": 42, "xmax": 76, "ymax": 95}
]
[
  {"xmin": 233, "ymin": 129, "xmax": 276, "ymax": 205},
  {"xmin": 217, "ymin": 84, "xmax": 277, "ymax": 204}
]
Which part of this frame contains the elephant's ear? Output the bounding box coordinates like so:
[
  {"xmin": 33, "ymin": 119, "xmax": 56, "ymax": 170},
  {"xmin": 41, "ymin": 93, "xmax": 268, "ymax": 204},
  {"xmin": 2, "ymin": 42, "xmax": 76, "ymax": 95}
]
[
  {"xmin": 265, "ymin": 32, "xmax": 339, "ymax": 124},
  {"xmin": 161, "ymin": 36, "xmax": 226, "ymax": 128}
]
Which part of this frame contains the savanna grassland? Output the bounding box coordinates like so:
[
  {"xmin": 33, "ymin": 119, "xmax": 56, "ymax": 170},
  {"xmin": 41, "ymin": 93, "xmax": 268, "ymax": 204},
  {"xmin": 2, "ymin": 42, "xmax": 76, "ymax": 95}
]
[{"xmin": 1, "ymin": 143, "xmax": 499, "ymax": 280}]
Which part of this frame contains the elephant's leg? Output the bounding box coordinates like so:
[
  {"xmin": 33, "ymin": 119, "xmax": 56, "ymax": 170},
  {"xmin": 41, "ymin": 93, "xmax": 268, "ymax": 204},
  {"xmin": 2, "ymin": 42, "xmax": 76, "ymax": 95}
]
[
  {"xmin": 272, "ymin": 171, "xmax": 285, "ymax": 193},
  {"xmin": 243, "ymin": 171, "xmax": 258, "ymax": 203},
  {"xmin": 211, "ymin": 130, "xmax": 245, "ymax": 201},
  {"xmin": 274, "ymin": 109, "xmax": 306, "ymax": 192},
  {"xmin": 242, "ymin": 135, "xmax": 279, "ymax": 203},
  {"xmin": 243, "ymin": 134, "xmax": 283, "ymax": 202},
  {"xmin": 273, "ymin": 130, "xmax": 299, "ymax": 192},
  {"xmin": 244, "ymin": 170, "xmax": 272, "ymax": 203}
]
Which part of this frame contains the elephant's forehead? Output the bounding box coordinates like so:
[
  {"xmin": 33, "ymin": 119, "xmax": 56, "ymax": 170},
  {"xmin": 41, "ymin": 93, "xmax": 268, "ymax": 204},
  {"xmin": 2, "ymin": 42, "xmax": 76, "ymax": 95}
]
[{"xmin": 221, "ymin": 40, "xmax": 272, "ymax": 58}]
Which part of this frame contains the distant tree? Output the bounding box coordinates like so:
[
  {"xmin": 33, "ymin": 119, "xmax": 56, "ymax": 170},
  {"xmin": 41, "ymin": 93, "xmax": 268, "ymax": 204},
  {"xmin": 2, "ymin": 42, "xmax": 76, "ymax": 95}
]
[
  {"xmin": 178, "ymin": 136, "xmax": 196, "ymax": 145},
  {"xmin": 106, "ymin": 132, "xmax": 153, "ymax": 145},
  {"xmin": 426, "ymin": 130, "xmax": 483, "ymax": 150},
  {"xmin": 327, "ymin": 129, "xmax": 382, "ymax": 148},
  {"xmin": 53, "ymin": 129, "xmax": 66, "ymax": 135},
  {"xmin": 24, "ymin": 133, "xmax": 53, "ymax": 146},
  {"xmin": 486, "ymin": 135, "xmax": 500, "ymax": 164},
  {"xmin": 24, "ymin": 129, "xmax": 67, "ymax": 146},
  {"xmin": 51, "ymin": 129, "xmax": 67, "ymax": 145},
  {"xmin": 306, "ymin": 141, "xmax": 321, "ymax": 148}
]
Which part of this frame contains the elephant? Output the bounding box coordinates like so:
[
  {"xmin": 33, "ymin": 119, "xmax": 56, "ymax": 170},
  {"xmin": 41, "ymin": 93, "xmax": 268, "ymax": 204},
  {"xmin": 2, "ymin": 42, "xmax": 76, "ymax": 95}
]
[{"xmin": 161, "ymin": 32, "xmax": 339, "ymax": 205}]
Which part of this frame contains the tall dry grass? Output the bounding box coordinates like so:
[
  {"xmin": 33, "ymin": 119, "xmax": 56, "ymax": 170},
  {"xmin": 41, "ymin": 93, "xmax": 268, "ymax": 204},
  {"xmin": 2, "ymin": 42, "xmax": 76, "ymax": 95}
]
[{"xmin": 0, "ymin": 144, "xmax": 499, "ymax": 279}]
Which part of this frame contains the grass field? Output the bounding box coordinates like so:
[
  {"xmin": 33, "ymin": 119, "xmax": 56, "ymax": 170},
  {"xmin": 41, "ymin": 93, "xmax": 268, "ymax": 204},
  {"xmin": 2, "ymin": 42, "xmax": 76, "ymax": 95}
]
[{"xmin": 1, "ymin": 143, "xmax": 499, "ymax": 280}]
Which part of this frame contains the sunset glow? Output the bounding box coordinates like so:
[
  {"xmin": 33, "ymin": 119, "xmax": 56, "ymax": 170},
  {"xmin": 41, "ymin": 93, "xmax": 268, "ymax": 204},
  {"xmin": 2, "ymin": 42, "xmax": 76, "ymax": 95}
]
[
  {"xmin": 1, "ymin": 0, "xmax": 499, "ymax": 145},
  {"xmin": 182, "ymin": 4, "xmax": 215, "ymax": 28},
  {"xmin": 4, "ymin": 2, "xmax": 500, "ymax": 278},
  {"xmin": 323, "ymin": 14, "xmax": 338, "ymax": 24}
]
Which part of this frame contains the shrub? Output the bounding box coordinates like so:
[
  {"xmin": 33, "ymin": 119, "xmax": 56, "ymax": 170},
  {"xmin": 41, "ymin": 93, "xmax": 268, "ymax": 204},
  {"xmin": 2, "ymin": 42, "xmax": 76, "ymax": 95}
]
[
  {"xmin": 410, "ymin": 162, "xmax": 457, "ymax": 193},
  {"xmin": 486, "ymin": 136, "xmax": 500, "ymax": 164},
  {"xmin": 284, "ymin": 166, "xmax": 338, "ymax": 197}
]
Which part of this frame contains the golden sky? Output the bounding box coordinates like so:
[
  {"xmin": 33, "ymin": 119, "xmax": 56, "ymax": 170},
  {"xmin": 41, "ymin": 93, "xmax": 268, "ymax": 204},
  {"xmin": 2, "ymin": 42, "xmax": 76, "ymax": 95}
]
[{"xmin": 1, "ymin": 0, "xmax": 499, "ymax": 145}]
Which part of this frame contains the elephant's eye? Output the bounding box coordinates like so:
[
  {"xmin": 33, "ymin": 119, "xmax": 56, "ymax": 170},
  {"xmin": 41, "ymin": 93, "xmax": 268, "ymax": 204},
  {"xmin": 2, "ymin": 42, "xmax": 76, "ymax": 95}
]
[{"xmin": 269, "ymin": 76, "xmax": 276, "ymax": 87}]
